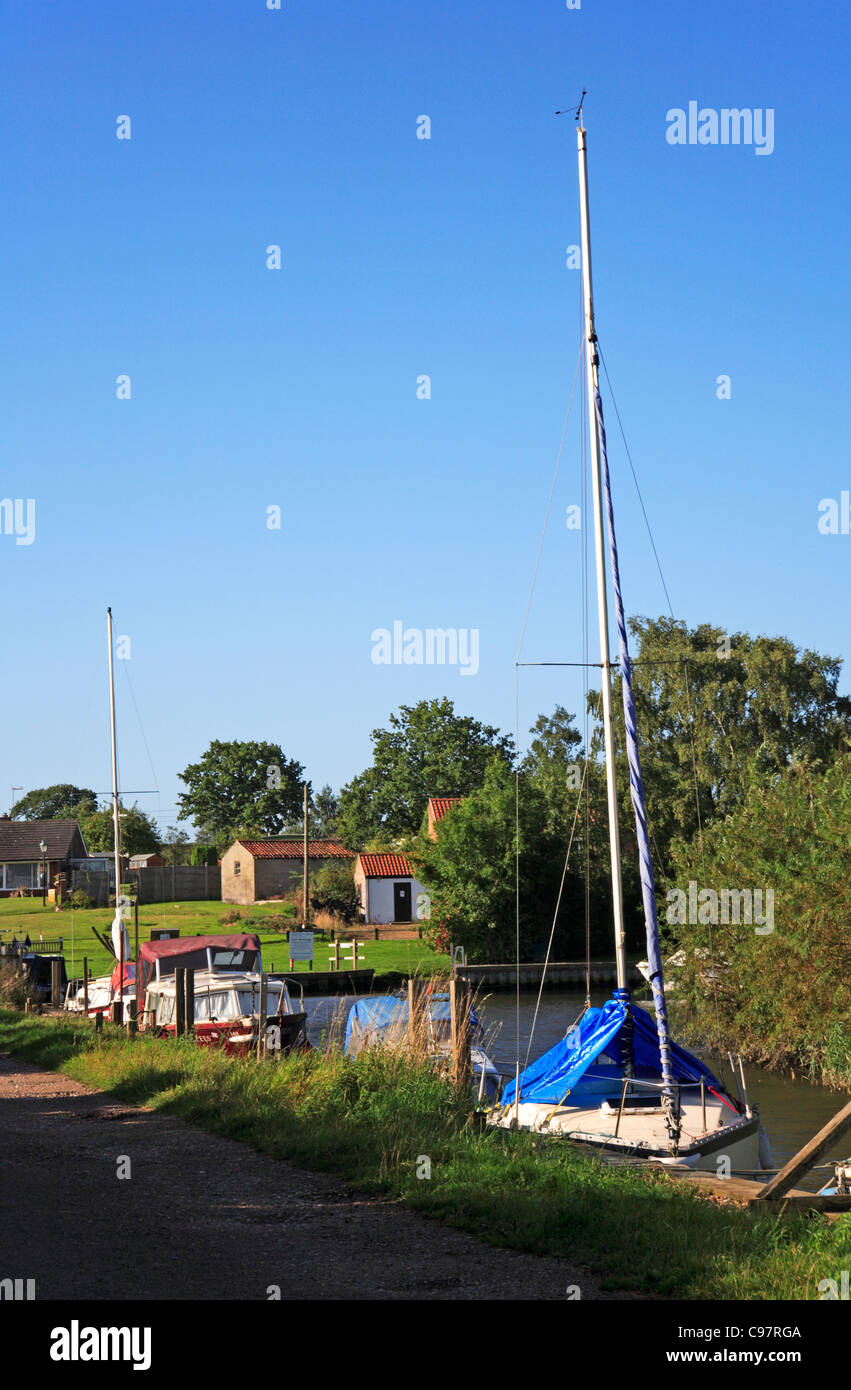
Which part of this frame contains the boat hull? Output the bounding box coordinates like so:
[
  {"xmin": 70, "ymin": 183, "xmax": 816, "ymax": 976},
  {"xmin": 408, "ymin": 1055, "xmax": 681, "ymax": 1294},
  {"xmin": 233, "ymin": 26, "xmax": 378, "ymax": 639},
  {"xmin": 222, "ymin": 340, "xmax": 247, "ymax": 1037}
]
[
  {"xmin": 157, "ymin": 1011, "xmax": 309, "ymax": 1055},
  {"xmin": 489, "ymin": 1100, "xmax": 761, "ymax": 1172}
]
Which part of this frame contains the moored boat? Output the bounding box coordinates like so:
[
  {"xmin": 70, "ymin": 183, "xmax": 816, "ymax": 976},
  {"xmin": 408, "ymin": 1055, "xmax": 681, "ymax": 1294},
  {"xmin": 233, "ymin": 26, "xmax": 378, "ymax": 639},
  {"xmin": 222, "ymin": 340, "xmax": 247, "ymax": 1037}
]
[
  {"xmin": 487, "ymin": 102, "xmax": 767, "ymax": 1174},
  {"xmin": 138, "ymin": 932, "xmax": 308, "ymax": 1054},
  {"xmin": 346, "ymin": 991, "xmax": 501, "ymax": 1102}
]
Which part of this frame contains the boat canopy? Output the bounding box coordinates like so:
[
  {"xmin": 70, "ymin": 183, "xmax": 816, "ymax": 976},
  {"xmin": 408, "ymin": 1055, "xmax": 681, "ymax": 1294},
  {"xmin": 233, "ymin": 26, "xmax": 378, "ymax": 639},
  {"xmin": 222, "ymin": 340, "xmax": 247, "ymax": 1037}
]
[
  {"xmin": 345, "ymin": 993, "xmax": 479, "ymax": 1057},
  {"xmin": 139, "ymin": 934, "xmax": 262, "ymax": 995},
  {"xmin": 500, "ymin": 994, "xmax": 722, "ymax": 1107}
]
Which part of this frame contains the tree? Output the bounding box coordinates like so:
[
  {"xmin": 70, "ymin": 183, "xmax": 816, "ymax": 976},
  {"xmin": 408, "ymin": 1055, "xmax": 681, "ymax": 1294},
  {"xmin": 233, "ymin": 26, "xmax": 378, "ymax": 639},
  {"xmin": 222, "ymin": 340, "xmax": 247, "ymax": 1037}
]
[
  {"xmin": 412, "ymin": 759, "xmax": 583, "ymax": 963},
  {"xmin": 311, "ymin": 785, "xmax": 340, "ymax": 838},
  {"xmin": 191, "ymin": 844, "xmax": 219, "ymax": 867},
  {"xmin": 176, "ymin": 740, "xmax": 304, "ymax": 846},
  {"xmin": 521, "ymin": 705, "xmax": 583, "ymax": 835},
  {"xmin": 76, "ymin": 802, "xmax": 162, "ymax": 857},
  {"xmin": 337, "ymin": 699, "xmax": 514, "ymax": 848},
  {"xmin": 11, "ymin": 785, "xmax": 97, "ymax": 820},
  {"xmin": 667, "ymin": 754, "xmax": 851, "ymax": 1083},
  {"xmin": 592, "ymin": 617, "xmax": 851, "ymax": 886},
  {"xmin": 281, "ymin": 783, "xmax": 340, "ymax": 838},
  {"xmin": 162, "ymin": 825, "xmax": 192, "ymax": 866}
]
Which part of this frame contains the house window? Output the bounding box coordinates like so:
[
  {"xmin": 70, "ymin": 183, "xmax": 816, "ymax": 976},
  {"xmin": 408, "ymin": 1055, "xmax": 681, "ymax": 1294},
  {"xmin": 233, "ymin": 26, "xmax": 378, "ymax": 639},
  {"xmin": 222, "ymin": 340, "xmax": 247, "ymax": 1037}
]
[
  {"xmin": 0, "ymin": 862, "xmax": 39, "ymax": 891},
  {"xmin": 233, "ymin": 862, "xmax": 241, "ymax": 876}
]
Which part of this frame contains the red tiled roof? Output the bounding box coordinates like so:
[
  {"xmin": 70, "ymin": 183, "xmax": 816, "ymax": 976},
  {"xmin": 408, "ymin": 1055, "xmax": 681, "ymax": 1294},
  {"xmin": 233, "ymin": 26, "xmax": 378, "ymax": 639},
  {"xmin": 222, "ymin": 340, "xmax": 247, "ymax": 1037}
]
[
  {"xmin": 428, "ymin": 797, "xmax": 461, "ymax": 822},
  {"xmin": 357, "ymin": 853, "xmax": 413, "ymax": 879},
  {"xmin": 236, "ymin": 839, "xmax": 353, "ymax": 861}
]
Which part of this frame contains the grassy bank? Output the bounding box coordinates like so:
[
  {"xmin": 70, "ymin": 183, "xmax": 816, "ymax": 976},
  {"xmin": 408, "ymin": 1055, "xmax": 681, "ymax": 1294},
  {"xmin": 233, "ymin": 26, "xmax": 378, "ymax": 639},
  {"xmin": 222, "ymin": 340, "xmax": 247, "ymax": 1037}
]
[
  {"xmin": 1, "ymin": 1009, "xmax": 848, "ymax": 1300},
  {"xmin": 0, "ymin": 898, "xmax": 448, "ymax": 980}
]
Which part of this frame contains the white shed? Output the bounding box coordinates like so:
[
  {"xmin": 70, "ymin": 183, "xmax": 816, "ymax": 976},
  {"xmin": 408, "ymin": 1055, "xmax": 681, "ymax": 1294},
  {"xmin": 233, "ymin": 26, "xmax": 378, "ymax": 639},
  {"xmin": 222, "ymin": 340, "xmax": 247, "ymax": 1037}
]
[{"xmin": 353, "ymin": 853, "xmax": 425, "ymax": 925}]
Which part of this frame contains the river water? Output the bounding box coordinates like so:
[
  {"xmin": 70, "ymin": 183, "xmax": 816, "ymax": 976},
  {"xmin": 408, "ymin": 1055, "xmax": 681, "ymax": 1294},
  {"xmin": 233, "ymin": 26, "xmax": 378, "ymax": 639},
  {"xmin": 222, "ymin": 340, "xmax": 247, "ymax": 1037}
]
[{"xmin": 304, "ymin": 990, "xmax": 849, "ymax": 1191}]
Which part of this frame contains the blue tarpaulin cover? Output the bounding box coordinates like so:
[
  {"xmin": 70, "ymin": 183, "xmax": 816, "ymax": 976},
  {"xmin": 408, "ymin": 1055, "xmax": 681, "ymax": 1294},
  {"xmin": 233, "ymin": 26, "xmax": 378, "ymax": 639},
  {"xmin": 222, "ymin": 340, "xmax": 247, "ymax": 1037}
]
[{"xmin": 500, "ymin": 994, "xmax": 722, "ymax": 1107}]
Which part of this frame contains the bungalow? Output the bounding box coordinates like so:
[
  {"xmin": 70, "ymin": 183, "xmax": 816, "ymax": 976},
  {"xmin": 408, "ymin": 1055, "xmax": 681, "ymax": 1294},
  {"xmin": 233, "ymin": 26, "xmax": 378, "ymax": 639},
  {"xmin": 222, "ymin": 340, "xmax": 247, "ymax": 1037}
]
[
  {"xmin": 427, "ymin": 796, "xmax": 462, "ymax": 841},
  {"xmin": 0, "ymin": 817, "xmax": 88, "ymax": 897},
  {"xmin": 353, "ymin": 853, "xmax": 426, "ymax": 925},
  {"xmin": 129, "ymin": 852, "xmax": 165, "ymax": 869},
  {"xmin": 220, "ymin": 838, "xmax": 354, "ymax": 905}
]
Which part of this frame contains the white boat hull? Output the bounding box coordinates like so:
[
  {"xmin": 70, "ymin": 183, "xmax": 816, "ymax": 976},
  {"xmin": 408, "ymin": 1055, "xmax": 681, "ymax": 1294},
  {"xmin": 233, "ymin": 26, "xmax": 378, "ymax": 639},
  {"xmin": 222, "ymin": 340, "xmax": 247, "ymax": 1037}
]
[{"xmin": 489, "ymin": 1094, "xmax": 762, "ymax": 1172}]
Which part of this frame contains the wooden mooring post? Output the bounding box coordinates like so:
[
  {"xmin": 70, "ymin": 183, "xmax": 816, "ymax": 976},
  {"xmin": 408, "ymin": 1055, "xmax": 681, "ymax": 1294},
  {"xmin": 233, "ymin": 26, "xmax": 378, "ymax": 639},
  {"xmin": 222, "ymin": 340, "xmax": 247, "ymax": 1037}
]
[
  {"xmin": 175, "ymin": 968, "xmax": 186, "ymax": 1037},
  {"xmin": 755, "ymin": 1097, "xmax": 851, "ymax": 1206},
  {"xmin": 256, "ymin": 973, "xmax": 268, "ymax": 1062},
  {"xmin": 133, "ymin": 898, "xmax": 140, "ymax": 1034},
  {"xmin": 82, "ymin": 957, "xmax": 88, "ymax": 1017},
  {"xmin": 666, "ymin": 1096, "xmax": 851, "ymax": 1214},
  {"xmin": 449, "ymin": 976, "xmax": 471, "ymax": 1096},
  {"xmin": 185, "ymin": 968, "xmax": 195, "ymax": 1036}
]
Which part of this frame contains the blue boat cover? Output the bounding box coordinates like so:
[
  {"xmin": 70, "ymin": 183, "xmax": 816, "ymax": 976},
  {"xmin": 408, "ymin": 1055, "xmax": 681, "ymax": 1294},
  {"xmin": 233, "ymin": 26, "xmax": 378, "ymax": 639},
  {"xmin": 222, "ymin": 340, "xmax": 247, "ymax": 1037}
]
[
  {"xmin": 500, "ymin": 994, "xmax": 721, "ymax": 1107},
  {"xmin": 345, "ymin": 993, "xmax": 479, "ymax": 1055}
]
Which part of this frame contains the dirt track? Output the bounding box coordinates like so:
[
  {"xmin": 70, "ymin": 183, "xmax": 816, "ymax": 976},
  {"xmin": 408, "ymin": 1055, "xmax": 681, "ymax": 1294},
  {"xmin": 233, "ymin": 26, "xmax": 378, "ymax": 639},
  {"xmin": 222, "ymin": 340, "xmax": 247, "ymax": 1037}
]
[{"xmin": 0, "ymin": 1051, "xmax": 630, "ymax": 1301}]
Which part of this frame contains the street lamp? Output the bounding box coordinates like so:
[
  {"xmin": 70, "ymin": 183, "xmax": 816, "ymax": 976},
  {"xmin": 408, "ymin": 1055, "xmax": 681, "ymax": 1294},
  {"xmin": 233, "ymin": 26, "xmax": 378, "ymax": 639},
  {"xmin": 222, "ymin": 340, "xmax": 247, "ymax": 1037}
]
[{"xmin": 39, "ymin": 840, "xmax": 47, "ymax": 908}]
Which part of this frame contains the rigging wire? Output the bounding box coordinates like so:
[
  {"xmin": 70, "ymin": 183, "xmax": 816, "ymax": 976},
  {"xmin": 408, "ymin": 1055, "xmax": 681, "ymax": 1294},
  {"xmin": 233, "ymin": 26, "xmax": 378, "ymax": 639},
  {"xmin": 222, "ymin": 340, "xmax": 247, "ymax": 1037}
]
[
  {"xmin": 581, "ymin": 322, "xmax": 592, "ymax": 1007},
  {"xmin": 523, "ymin": 690, "xmax": 604, "ymax": 1070},
  {"xmin": 513, "ymin": 332, "xmax": 585, "ymax": 1103},
  {"xmin": 596, "ymin": 344, "xmax": 722, "ymax": 1039},
  {"xmin": 118, "ymin": 648, "xmax": 161, "ymax": 810}
]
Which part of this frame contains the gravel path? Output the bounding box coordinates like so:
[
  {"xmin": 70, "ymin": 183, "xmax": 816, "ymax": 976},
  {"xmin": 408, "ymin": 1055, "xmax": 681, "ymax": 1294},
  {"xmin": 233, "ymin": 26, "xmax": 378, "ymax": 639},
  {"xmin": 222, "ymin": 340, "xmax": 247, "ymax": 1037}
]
[{"xmin": 0, "ymin": 1051, "xmax": 629, "ymax": 1301}]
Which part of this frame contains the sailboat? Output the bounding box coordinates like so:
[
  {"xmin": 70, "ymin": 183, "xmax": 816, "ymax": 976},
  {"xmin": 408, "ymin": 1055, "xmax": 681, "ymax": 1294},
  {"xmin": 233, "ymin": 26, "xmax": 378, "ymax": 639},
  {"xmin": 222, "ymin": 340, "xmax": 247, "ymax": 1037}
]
[{"xmin": 488, "ymin": 108, "xmax": 763, "ymax": 1171}]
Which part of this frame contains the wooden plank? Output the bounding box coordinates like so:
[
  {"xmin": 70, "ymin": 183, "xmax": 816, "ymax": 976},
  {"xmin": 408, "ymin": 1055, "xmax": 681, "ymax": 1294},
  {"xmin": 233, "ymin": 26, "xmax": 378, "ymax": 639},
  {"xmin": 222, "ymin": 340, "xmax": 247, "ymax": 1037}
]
[
  {"xmin": 756, "ymin": 1098, "xmax": 851, "ymax": 1201},
  {"xmin": 748, "ymin": 1193, "xmax": 851, "ymax": 1213},
  {"xmin": 662, "ymin": 1168, "xmax": 815, "ymax": 1200}
]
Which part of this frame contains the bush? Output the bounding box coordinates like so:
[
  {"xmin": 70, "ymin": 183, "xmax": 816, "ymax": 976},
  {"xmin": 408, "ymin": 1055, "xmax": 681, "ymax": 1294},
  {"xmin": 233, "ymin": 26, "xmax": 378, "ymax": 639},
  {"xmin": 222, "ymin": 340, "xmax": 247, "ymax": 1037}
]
[
  {"xmin": 310, "ymin": 861, "xmax": 361, "ymax": 925},
  {"xmin": 62, "ymin": 889, "xmax": 97, "ymax": 910},
  {"xmin": 259, "ymin": 914, "xmax": 293, "ymax": 933},
  {"xmin": 220, "ymin": 909, "xmax": 244, "ymax": 926}
]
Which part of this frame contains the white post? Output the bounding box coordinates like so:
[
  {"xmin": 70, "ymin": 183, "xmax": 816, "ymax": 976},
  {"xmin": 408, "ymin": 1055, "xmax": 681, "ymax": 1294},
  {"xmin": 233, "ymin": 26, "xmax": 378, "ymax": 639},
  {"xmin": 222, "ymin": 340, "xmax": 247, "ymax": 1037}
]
[
  {"xmin": 576, "ymin": 123, "xmax": 627, "ymax": 991},
  {"xmin": 106, "ymin": 608, "xmax": 122, "ymax": 912}
]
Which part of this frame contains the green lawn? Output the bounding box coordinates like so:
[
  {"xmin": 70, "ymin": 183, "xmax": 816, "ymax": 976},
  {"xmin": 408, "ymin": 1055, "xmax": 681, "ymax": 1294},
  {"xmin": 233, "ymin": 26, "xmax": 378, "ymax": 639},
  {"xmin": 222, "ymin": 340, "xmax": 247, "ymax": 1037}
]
[{"xmin": 0, "ymin": 897, "xmax": 447, "ymax": 980}]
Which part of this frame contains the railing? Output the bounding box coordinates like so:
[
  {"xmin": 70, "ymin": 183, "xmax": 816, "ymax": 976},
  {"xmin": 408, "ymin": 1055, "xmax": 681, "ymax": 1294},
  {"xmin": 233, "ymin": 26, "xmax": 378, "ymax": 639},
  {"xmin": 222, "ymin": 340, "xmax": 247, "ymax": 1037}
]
[{"xmin": 0, "ymin": 939, "xmax": 65, "ymax": 955}]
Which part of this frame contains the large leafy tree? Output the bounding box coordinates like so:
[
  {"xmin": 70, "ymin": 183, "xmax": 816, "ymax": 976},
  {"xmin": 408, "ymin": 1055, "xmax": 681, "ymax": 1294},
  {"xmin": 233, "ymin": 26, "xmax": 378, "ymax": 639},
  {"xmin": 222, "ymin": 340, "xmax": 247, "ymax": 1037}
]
[
  {"xmin": 412, "ymin": 760, "xmax": 582, "ymax": 962},
  {"xmin": 176, "ymin": 740, "xmax": 304, "ymax": 846},
  {"xmin": 667, "ymin": 755, "xmax": 851, "ymax": 1083},
  {"xmin": 11, "ymin": 785, "xmax": 97, "ymax": 820},
  {"xmin": 594, "ymin": 617, "xmax": 851, "ymax": 885},
  {"xmin": 337, "ymin": 698, "xmax": 514, "ymax": 848},
  {"xmin": 76, "ymin": 802, "xmax": 162, "ymax": 856}
]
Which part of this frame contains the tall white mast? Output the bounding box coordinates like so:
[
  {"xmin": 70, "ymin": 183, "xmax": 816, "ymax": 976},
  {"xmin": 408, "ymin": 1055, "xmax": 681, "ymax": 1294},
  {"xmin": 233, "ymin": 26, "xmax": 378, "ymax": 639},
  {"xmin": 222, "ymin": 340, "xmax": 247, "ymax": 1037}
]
[
  {"xmin": 106, "ymin": 607, "xmax": 121, "ymax": 904},
  {"xmin": 576, "ymin": 120, "xmax": 627, "ymax": 991}
]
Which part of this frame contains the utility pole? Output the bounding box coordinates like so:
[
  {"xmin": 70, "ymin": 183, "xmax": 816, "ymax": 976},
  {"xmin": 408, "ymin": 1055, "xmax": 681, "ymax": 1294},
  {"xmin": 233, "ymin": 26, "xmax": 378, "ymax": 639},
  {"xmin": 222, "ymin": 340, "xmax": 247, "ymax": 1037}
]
[{"xmin": 302, "ymin": 782, "xmax": 310, "ymax": 929}]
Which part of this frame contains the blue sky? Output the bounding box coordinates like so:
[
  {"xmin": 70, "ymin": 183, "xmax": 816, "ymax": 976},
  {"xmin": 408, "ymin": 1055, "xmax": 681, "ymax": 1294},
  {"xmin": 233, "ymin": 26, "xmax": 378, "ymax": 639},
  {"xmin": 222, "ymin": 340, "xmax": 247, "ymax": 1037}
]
[{"xmin": 3, "ymin": 1, "xmax": 849, "ymax": 831}]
